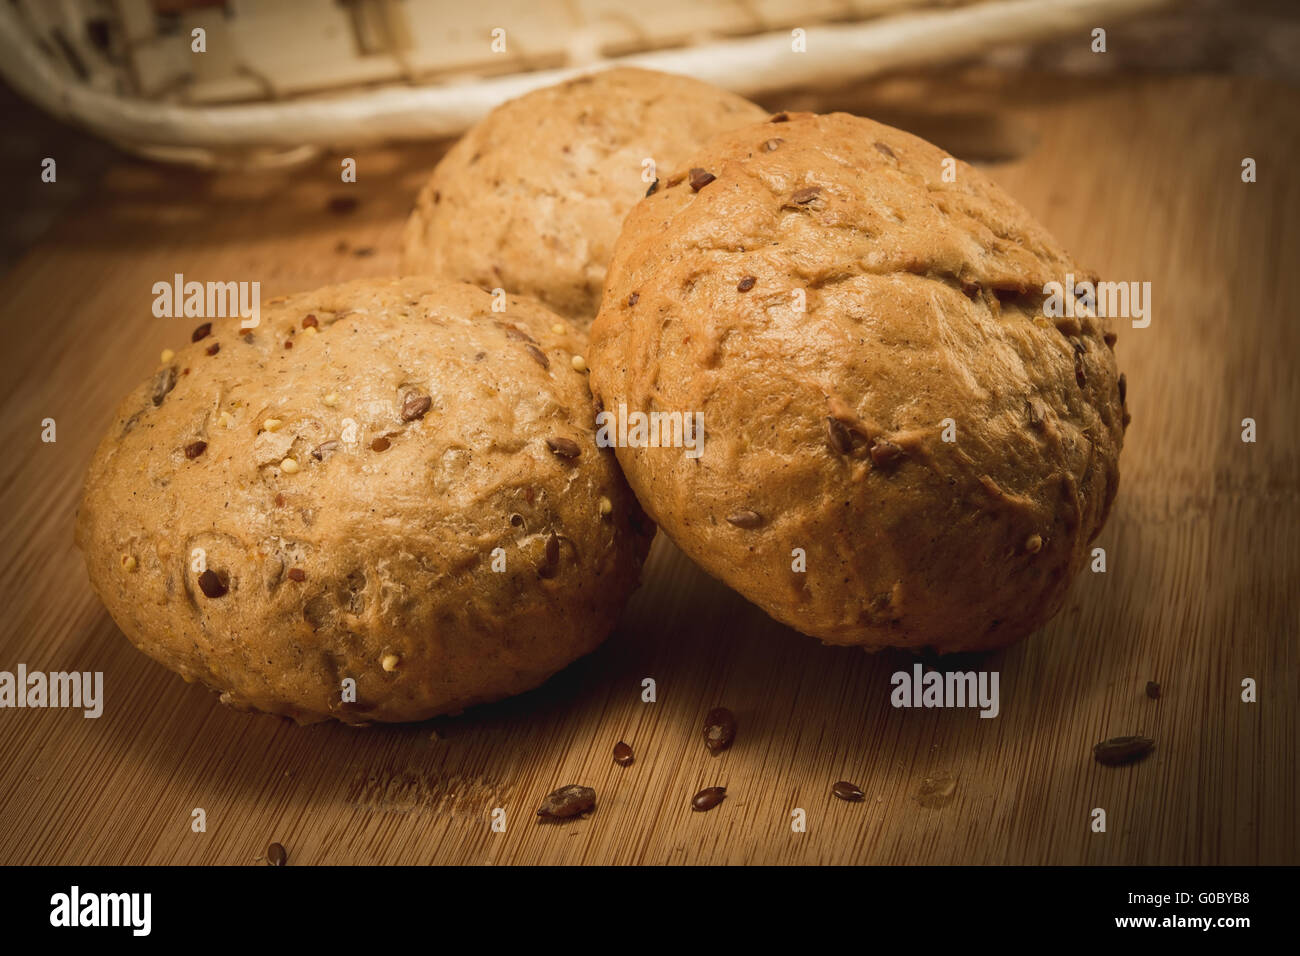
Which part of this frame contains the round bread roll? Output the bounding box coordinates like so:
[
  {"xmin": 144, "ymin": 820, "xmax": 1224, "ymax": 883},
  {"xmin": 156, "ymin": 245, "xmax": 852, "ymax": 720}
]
[
  {"xmin": 76, "ymin": 277, "xmax": 652, "ymax": 723},
  {"xmin": 588, "ymin": 112, "xmax": 1127, "ymax": 653},
  {"xmin": 401, "ymin": 67, "xmax": 767, "ymax": 324}
]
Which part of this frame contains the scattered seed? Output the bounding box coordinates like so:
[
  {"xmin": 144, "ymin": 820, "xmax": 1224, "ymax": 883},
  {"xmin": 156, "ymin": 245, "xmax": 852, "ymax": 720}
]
[
  {"xmin": 790, "ymin": 186, "xmax": 822, "ymax": 205},
  {"xmin": 874, "ymin": 141, "xmax": 896, "ymax": 159},
  {"xmin": 725, "ymin": 509, "xmax": 762, "ymax": 529},
  {"xmin": 703, "ymin": 707, "xmax": 737, "ymax": 754},
  {"xmin": 401, "ymin": 392, "xmax": 432, "ymax": 422},
  {"xmin": 322, "ymin": 392, "xmax": 339, "ymax": 407},
  {"xmin": 184, "ymin": 440, "xmax": 207, "ymax": 459},
  {"xmin": 770, "ymin": 112, "xmax": 789, "ymax": 123},
  {"xmin": 284, "ymin": 340, "xmax": 293, "ymax": 349},
  {"xmin": 263, "ymin": 418, "xmax": 283, "ymax": 432},
  {"xmin": 311, "ymin": 440, "xmax": 339, "ymax": 461},
  {"xmin": 737, "ymin": 276, "xmax": 756, "ymax": 292},
  {"xmin": 120, "ymin": 554, "xmax": 138, "ymax": 572},
  {"xmin": 628, "ymin": 292, "xmax": 639, "ymax": 307},
  {"xmin": 832, "ymin": 780, "xmax": 865, "ymax": 802},
  {"xmin": 688, "ymin": 168, "xmax": 716, "ymax": 191},
  {"xmin": 274, "ymin": 493, "xmax": 286, "ymax": 507},
  {"xmin": 870, "ymin": 439, "xmax": 904, "ymax": 466},
  {"xmin": 598, "ymin": 496, "xmax": 613, "ymax": 517},
  {"xmin": 691, "ymin": 786, "xmax": 726, "ymax": 812},
  {"xmin": 551, "ymin": 323, "xmax": 566, "ymax": 334},
  {"xmin": 645, "ymin": 178, "xmax": 659, "ymax": 197},
  {"xmin": 570, "ymin": 354, "xmax": 587, "ymax": 373},
  {"xmin": 536, "ymin": 785, "xmax": 596, "ymax": 819},
  {"xmin": 370, "ymin": 437, "xmax": 391, "ymax": 452},
  {"xmin": 826, "ymin": 417, "xmax": 855, "ymax": 455},
  {"xmin": 546, "ymin": 437, "xmax": 581, "ymax": 459},
  {"xmin": 302, "ymin": 314, "xmax": 318, "ymax": 329},
  {"xmin": 287, "ymin": 568, "xmax": 306, "ymax": 582},
  {"xmin": 1026, "ymin": 399, "xmax": 1046, "ymax": 428},
  {"xmin": 381, "ymin": 654, "xmax": 400, "ymax": 672},
  {"xmin": 543, "ymin": 533, "xmax": 560, "ymax": 570},
  {"xmin": 266, "ymin": 842, "xmax": 287, "ymax": 866},
  {"xmin": 302, "ymin": 326, "xmax": 318, "ymax": 336},
  {"xmin": 525, "ymin": 344, "xmax": 550, "ymax": 369},
  {"xmin": 1146, "ymin": 680, "xmax": 1161, "ymax": 700},
  {"xmin": 763, "ymin": 138, "xmax": 783, "ymax": 152},
  {"xmin": 1093, "ymin": 735, "xmax": 1155, "ymax": 766},
  {"xmin": 197, "ymin": 569, "xmax": 227, "ymax": 598},
  {"xmin": 191, "ymin": 322, "xmax": 211, "ymax": 342},
  {"xmin": 501, "ymin": 325, "xmax": 538, "ymax": 345},
  {"xmin": 1025, "ymin": 534, "xmax": 1043, "ymax": 553},
  {"xmin": 160, "ymin": 348, "xmax": 175, "ymax": 363},
  {"xmin": 1118, "ymin": 372, "xmax": 1127, "ymax": 404},
  {"xmin": 151, "ymin": 365, "xmax": 177, "ymax": 406},
  {"xmin": 613, "ymin": 741, "xmax": 634, "ymax": 766},
  {"xmin": 280, "ymin": 457, "xmax": 299, "ymax": 474}
]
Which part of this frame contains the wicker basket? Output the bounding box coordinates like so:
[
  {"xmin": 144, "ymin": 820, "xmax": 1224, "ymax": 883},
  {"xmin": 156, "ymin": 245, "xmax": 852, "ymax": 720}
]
[{"xmin": 0, "ymin": 0, "xmax": 1168, "ymax": 166}]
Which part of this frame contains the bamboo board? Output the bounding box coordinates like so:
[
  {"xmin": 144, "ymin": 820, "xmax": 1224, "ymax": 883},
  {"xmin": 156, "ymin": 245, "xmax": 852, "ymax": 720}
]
[{"xmin": 0, "ymin": 73, "xmax": 1294, "ymax": 865}]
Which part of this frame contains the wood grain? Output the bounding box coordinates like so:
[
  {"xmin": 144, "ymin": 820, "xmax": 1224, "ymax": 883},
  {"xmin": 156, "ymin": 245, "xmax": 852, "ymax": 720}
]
[{"xmin": 0, "ymin": 74, "xmax": 1294, "ymax": 865}]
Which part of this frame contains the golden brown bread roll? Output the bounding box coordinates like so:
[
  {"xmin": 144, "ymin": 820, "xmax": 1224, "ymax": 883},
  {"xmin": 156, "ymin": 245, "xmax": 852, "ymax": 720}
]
[
  {"xmin": 402, "ymin": 67, "xmax": 767, "ymax": 324},
  {"xmin": 77, "ymin": 277, "xmax": 651, "ymax": 723},
  {"xmin": 588, "ymin": 112, "xmax": 1126, "ymax": 652}
]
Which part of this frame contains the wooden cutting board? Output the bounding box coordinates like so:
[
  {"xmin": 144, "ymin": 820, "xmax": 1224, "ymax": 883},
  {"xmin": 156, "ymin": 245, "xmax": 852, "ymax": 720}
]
[{"xmin": 0, "ymin": 73, "xmax": 1294, "ymax": 866}]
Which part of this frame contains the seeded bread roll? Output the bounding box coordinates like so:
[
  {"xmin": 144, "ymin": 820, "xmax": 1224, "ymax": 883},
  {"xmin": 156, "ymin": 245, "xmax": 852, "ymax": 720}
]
[
  {"xmin": 76, "ymin": 277, "xmax": 652, "ymax": 724},
  {"xmin": 588, "ymin": 112, "xmax": 1127, "ymax": 653},
  {"xmin": 401, "ymin": 67, "xmax": 767, "ymax": 324}
]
